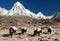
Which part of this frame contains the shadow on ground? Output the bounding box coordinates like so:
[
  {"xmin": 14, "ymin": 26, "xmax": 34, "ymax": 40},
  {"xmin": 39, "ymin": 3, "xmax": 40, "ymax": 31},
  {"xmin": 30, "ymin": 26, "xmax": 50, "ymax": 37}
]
[{"xmin": 2, "ymin": 34, "xmax": 10, "ymax": 37}]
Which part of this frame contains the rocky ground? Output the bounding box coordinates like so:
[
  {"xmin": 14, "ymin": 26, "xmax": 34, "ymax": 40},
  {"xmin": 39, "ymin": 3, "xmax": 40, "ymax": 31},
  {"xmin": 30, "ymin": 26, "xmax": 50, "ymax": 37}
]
[
  {"xmin": 0, "ymin": 16, "xmax": 60, "ymax": 41},
  {"xmin": 0, "ymin": 26, "xmax": 60, "ymax": 41}
]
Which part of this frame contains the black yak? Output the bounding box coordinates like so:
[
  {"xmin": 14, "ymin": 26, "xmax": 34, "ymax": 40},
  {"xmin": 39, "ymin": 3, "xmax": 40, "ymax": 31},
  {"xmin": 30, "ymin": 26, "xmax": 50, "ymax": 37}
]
[
  {"xmin": 33, "ymin": 28, "xmax": 42, "ymax": 36},
  {"xmin": 9, "ymin": 26, "xmax": 17, "ymax": 37},
  {"xmin": 47, "ymin": 26, "xmax": 52, "ymax": 34},
  {"xmin": 20, "ymin": 27, "xmax": 27, "ymax": 35}
]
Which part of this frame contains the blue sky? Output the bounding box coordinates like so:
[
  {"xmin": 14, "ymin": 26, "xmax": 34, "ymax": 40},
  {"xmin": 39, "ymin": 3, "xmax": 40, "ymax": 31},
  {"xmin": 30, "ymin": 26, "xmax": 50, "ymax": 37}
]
[{"xmin": 0, "ymin": 0, "xmax": 60, "ymax": 16}]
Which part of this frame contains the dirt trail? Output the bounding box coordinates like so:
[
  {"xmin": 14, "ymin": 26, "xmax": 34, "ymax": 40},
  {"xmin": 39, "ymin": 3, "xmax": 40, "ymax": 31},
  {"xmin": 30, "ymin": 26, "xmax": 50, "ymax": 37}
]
[{"xmin": 0, "ymin": 27, "xmax": 60, "ymax": 41}]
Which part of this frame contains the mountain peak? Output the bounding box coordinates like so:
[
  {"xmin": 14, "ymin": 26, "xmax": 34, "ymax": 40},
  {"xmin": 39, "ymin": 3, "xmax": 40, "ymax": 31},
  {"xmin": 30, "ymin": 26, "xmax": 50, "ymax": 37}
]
[
  {"xmin": 0, "ymin": 7, "xmax": 8, "ymax": 15},
  {"xmin": 8, "ymin": 1, "xmax": 26, "ymax": 15},
  {"xmin": 53, "ymin": 12, "xmax": 60, "ymax": 18},
  {"xmin": 37, "ymin": 12, "xmax": 44, "ymax": 16},
  {"xmin": 36, "ymin": 12, "xmax": 46, "ymax": 19},
  {"xmin": 0, "ymin": 1, "xmax": 54, "ymax": 19},
  {"xmin": 14, "ymin": 1, "xmax": 23, "ymax": 7},
  {"xmin": 16, "ymin": 1, "xmax": 20, "ymax": 4},
  {"xmin": 13, "ymin": 1, "xmax": 25, "ymax": 11}
]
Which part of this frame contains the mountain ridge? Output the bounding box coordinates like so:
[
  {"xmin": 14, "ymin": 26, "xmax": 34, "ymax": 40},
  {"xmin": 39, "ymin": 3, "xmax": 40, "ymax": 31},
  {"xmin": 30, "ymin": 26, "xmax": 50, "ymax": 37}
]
[{"xmin": 0, "ymin": 1, "xmax": 59, "ymax": 19}]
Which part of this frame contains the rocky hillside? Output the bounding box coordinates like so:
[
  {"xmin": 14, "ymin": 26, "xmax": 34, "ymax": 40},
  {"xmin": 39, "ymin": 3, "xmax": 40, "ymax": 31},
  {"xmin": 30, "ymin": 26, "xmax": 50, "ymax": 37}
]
[
  {"xmin": 0, "ymin": 16, "xmax": 60, "ymax": 29},
  {"xmin": 0, "ymin": 16, "xmax": 59, "ymax": 41}
]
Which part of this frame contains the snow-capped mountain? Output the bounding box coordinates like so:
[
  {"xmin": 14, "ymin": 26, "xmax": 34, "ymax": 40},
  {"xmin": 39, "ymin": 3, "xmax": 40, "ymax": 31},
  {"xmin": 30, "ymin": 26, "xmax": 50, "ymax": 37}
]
[
  {"xmin": 8, "ymin": 1, "xmax": 53, "ymax": 19},
  {"xmin": 36, "ymin": 12, "xmax": 46, "ymax": 19},
  {"xmin": 8, "ymin": 1, "xmax": 26, "ymax": 16},
  {"xmin": 45, "ymin": 15, "xmax": 53, "ymax": 19},
  {"xmin": 8, "ymin": 1, "xmax": 36, "ymax": 18},
  {"xmin": 0, "ymin": 1, "xmax": 54, "ymax": 19},
  {"xmin": 0, "ymin": 7, "xmax": 8, "ymax": 16},
  {"xmin": 52, "ymin": 12, "xmax": 60, "ymax": 18},
  {"xmin": 36, "ymin": 12, "xmax": 53, "ymax": 19},
  {"xmin": 25, "ymin": 9, "xmax": 36, "ymax": 17}
]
